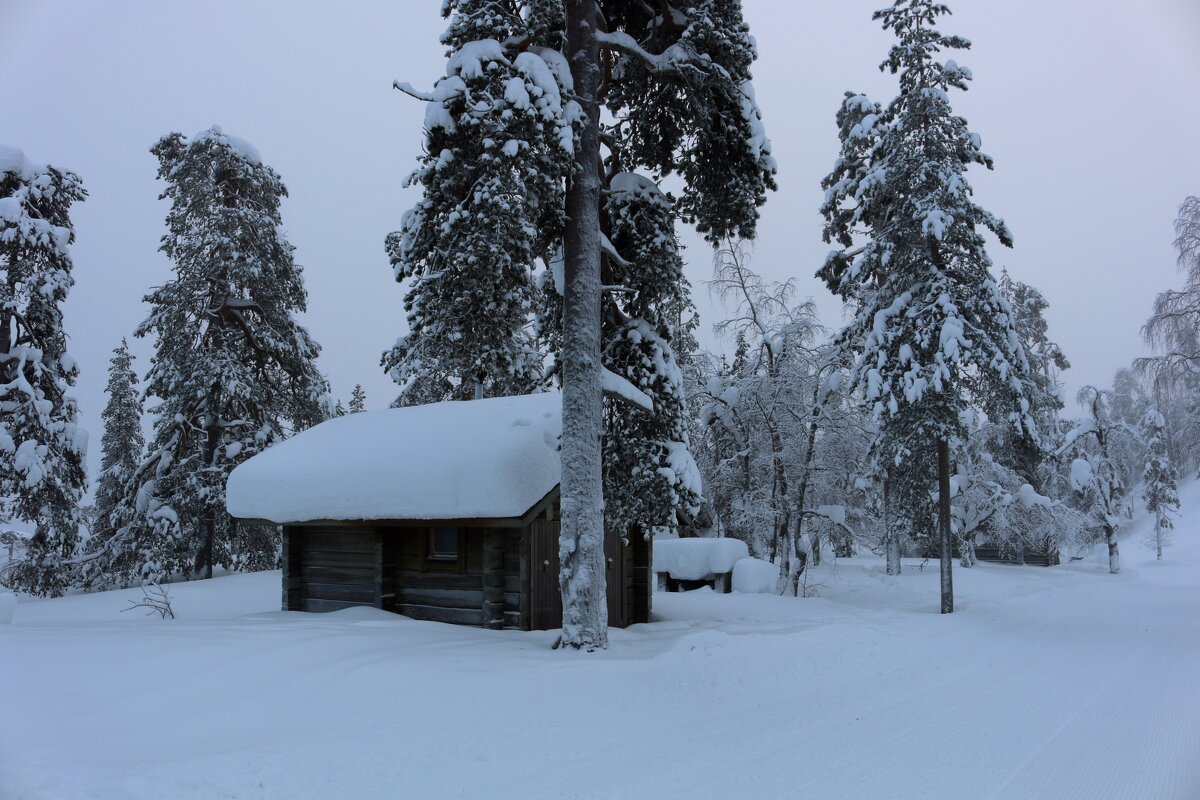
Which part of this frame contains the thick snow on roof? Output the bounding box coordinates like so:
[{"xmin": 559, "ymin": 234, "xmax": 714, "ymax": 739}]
[{"xmin": 227, "ymin": 392, "xmax": 562, "ymax": 523}]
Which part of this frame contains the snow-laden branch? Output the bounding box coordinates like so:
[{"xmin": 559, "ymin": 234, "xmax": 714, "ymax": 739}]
[
  {"xmin": 602, "ymin": 367, "xmax": 654, "ymax": 413},
  {"xmin": 600, "ymin": 232, "xmax": 632, "ymax": 268}
]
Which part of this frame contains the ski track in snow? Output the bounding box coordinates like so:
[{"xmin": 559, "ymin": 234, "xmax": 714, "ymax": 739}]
[{"xmin": 2, "ymin": 482, "xmax": 1199, "ymax": 799}]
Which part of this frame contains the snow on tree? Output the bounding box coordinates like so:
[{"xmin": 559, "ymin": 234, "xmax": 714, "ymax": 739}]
[
  {"xmin": 398, "ymin": 0, "xmax": 774, "ymax": 648},
  {"xmin": 553, "ymin": 0, "xmax": 775, "ymax": 647},
  {"xmin": 1140, "ymin": 409, "xmax": 1179, "ymax": 561},
  {"xmin": 0, "ymin": 145, "xmax": 89, "ymax": 597},
  {"xmin": 996, "ymin": 271, "xmax": 1069, "ymax": 483},
  {"xmin": 90, "ymin": 339, "xmax": 144, "ymax": 564},
  {"xmin": 946, "ymin": 421, "xmax": 1017, "ymax": 568},
  {"xmin": 1141, "ymin": 196, "xmax": 1200, "ymax": 475},
  {"xmin": 384, "ymin": 1, "xmax": 572, "ymax": 406},
  {"xmin": 96, "ymin": 128, "xmax": 329, "ymax": 586},
  {"xmin": 348, "ymin": 384, "xmax": 366, "ymax": 414},
  {"xmin": 1060, "ymin": 386, "xmax": 1143, "ymax": 574},
  {"xmin": 693, "ymin": 241, "xmax": 857, "ymax": 593},
  {"xmin": 818, "ymin": 0, "xmax": 1036, "ymax": 610},
  {"xmin": 333, "ymin": 399, "xmax": 347, "ymax": 417}
]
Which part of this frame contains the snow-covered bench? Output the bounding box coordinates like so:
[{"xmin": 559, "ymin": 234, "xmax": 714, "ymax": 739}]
[{"xmin": 653, "ymin": 538, "xmax": 749, "ymax": 594}]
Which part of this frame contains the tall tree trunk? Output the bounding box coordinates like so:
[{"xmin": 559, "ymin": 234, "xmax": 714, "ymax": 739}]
[
  {"xmin": 794, "ymin": 381, "xmax": 825, "ymax": 568},
  {"xmin": 938, "ymin": 438, "xmax": 953, "ymax": 614},
  {"xmin": 557, "ymin": 0, "xmax": 607, "ymax": 650},
  {"xmin": 1106, "ymin": 525, "xmax": 1120, "ymax": 574},
  {"xmin": 884, "ymin": 476, "xmax": 900, "ymax": 575},
  {"xmin": 201, "ymin": 410, "xmax": 220, "ymax": 580},
  {"xmin": 1156, "ymin": 517, "xmax": 1162, "ymax": 561}
]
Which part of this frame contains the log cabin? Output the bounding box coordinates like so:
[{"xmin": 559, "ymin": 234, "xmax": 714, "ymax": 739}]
[{"xmin": 225, "ymin": 392, "xmax": 651, "ymax": 630}]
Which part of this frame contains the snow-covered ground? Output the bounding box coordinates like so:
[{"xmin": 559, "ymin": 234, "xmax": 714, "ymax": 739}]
[{"xmin": 3, "ymin": 485, "xmax": 1198, "ymax": 800}]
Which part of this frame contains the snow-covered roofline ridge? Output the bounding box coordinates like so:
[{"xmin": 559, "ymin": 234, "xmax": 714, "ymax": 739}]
[{"xmin": 226, "ymin": 392, "xmax": 562, "ymax": 524}]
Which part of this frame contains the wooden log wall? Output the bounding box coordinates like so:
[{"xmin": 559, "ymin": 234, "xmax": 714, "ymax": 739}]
[
  {"xmin": 482, "ymin": 529, "xmax": 504, "ymax": 629},
  {"xmin": 297, "ymin": 528, "xmax": 381, "ymax": 612},
  {"xmin": 974, "ymin": 543, "xmax": 1056, "ymax": 567},
  {"xmin": 281, "ymin": 526, "xmax": 303, "ymax": 611},
  {"xmin": 282, "ymin": 519, "xmax": 645, "ymax": 630}
]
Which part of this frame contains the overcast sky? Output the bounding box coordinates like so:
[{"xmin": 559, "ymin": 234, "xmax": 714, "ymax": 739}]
[{"xmin": 2, "ymin": 0, "xmax": 1198, "ymax": 483}]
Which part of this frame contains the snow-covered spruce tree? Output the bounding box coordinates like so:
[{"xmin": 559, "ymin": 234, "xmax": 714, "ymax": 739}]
[
  {"xmin": 997, "ymin": 271, "xmax": 1069, "ymax": 484},
  {"xmin": 348, "ymin": 384, "xmax": 366, "ymax": 414},
  {"xmin": 400, "ymin": 1, "xmax": 774, "ymax": 648},
  {"xmin": 1140, "ymin": 409, "xmax": 1179, "ymax": 561},
  {"xmin": 1061, "ymin": 386, "xmax": 1142, "ymax": 574},
  {"xmin": 114, "ymin": 128, "xmax": 328, "ymax": 584},
  {"xmin": 91, "ymin": 339, "xmax": 144, "ymax": 555},
  {"xmin": 333, "ymin": 399, "xmax": 347, "ymax": 417},
  {"xmin": 384, "ymin": 1, "xmax": 572, "ymax": 406},
  {"xmin": 818, "ymin": 0, "xmax": 1035, "ymax": 610},
  {"xmin": 596, "ymin": 174, "xmax": 702, "ymax": 545},
  {"xmin": 0, "ymin": 145, "xmax": 89, "ymax": 597}
]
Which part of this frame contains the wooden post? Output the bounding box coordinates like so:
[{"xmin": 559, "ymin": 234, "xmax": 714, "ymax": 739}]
[
  {"xmin": 482, "ymin": 528, "xmax": 505, "ymax": 629},
  {"xmin": 938, "ymin": 438, "xmax": 954, "ymax": 614}
]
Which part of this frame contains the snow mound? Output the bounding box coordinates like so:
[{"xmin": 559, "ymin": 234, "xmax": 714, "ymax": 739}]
[
  {"xmin": 732, "ymin": 558, "xmax": 777, "ymax": 594},
  {"xmin": 227, "ymin": 392, "xmax": 562, "ymax": 523},
  {"xmin": 654, "ymin": 538, "xmax": 749, "ymax": 580}
]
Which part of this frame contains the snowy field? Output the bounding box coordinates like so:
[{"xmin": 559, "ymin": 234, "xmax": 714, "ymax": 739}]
[{"xmin": 3, "ymin": 486, "xmax": 1199, "ymax": 800}]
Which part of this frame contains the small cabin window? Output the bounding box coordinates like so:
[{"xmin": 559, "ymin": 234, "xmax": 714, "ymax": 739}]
[{"xmin": 428, "ymin": 526, "xmax": 460, "ymax": 561}]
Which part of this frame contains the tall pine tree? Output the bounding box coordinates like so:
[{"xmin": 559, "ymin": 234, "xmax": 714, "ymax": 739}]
[
  {"xmin": 384, "ymin": 1, "xmax": 572, "ymax": 405},
  {"xmin": 819, "ymin": 0, "xmax": 1036, "ymax": 610},
  {"xmin": 0, "ymin": 145, "xmax": 89, "ymax": 597},
  {"xmin": 395, "ymin": 0, "xmax": 774, "ymax": 648},
  {"xmin": 107, "ymin": 128, "xmax": 328, "ymax": 584},
  {"xmin": 91, "ymin": 339, "xmax": 144, "ymax": 557}
]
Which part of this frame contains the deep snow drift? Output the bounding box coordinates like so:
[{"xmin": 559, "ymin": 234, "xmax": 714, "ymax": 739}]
[{"xmin": 2, "ymin": 483, "xmax": 1198, "ymax": 800}]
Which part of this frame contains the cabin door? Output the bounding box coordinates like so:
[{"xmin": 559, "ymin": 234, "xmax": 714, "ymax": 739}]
[
  {"xmin": 530, "ymin": 520, "xmax": 562, "ymax": 630},
  {"xmin": 529, "ymin": 520, "xmax": 624, "ymax": 630}
]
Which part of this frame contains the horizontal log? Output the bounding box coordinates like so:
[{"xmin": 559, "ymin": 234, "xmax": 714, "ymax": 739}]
[
  {"xmin": 301, "ymin": 565, "xmax": 377, "ymax": 583},
  {"xmin": 398, "ymin": 604, "xmax": 483, "ymax": 626},
  {"xmin": 303, "ymin": 598, "xmax": 373, "ymax": 613},
  {"xmin": 503, "ymin": 610, "xmax": 522, "ymax": 629},
  {"xmin": 302, "ymin": 531, "xmax": 377, "ymax": 553},
  {"xmin": 395, "ymin": 572, "xmax": 482, "ymax": 590},
  {"xmin": 301, "ymin": 551, "xmax": 380, "ymax": 570},
  {"xmin": 301, "ymin": 582, "xmax": 377, "ymax": 602},
  {"xmin": 397, "ymin": 587, "xmax": 483, "ymax": 608}
]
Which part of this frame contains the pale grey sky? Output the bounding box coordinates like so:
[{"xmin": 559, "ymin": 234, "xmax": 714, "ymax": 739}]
[{"xmin": 2, "ymin": 0, "xmax": 1198, "ymax": 483}]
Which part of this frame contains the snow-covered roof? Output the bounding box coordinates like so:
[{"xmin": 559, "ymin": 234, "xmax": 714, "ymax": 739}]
[{"xmin": 226, "ymin": 392, "xmax": 562, "ymax": 524}]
